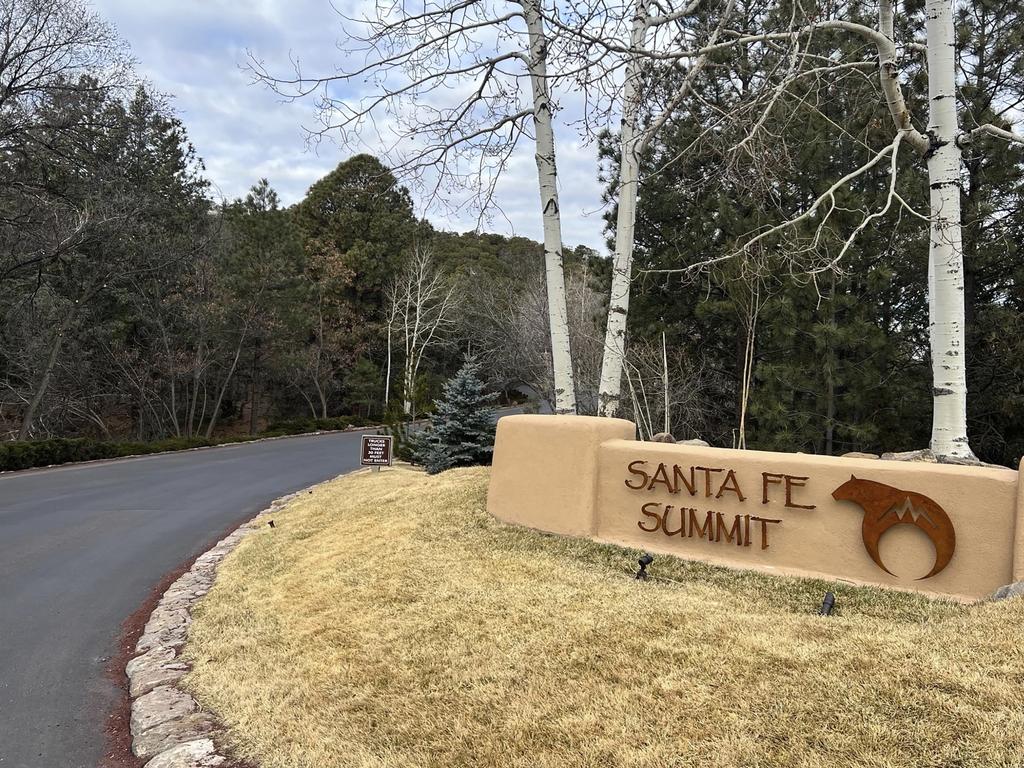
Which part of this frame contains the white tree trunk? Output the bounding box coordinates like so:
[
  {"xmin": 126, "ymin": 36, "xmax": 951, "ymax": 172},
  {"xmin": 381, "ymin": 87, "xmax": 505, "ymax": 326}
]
[
  {"xmin": 598, "ymin": 0, "xmax": 650, "ymax": 417},
  {"xmin": 523, "ymin": 0, "xmax": 577, "ymax": 415},
  {"xmin": 384, "ymin": 321, "xmax": 392, "ymax": 410},
  {"xmin": 923, "ymin": 0, "xmax": 973, "ymax": 458},
  {"xmin": 386, "ymin": 245, "xmax": 456, "ymax": 418},
  {"xmin": 661, "ymin": 330, "xmax": 670, "ymax": 434},
  {"xmin": 403, "ymin": 365, "xmax": 414, "ymax": 416},
  {"xmin": 402, "ymin": 302, "xmax": 414, "ymax": 416}
]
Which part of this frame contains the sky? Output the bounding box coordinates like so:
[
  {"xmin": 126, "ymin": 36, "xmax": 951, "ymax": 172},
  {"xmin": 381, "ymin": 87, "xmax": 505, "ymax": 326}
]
[{"xmin": 91, "ymin": 0, "xmax": 609, "ymax": 251}]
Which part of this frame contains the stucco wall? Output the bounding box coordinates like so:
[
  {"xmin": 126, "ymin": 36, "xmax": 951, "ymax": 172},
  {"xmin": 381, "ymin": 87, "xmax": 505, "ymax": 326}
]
[
  {"xmin": 487, "ymin": 414, "xmax": 636, "ymax": 536},
  {"xmin": 488, "ymin": 415, "xmax": 1022, "ymax": 601}
]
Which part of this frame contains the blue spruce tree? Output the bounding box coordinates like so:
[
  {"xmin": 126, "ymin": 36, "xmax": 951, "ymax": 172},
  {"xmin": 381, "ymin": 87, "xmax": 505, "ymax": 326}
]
[{"xmin": 415, "ymin": 357, "xmax": 497, "ymax": 474}]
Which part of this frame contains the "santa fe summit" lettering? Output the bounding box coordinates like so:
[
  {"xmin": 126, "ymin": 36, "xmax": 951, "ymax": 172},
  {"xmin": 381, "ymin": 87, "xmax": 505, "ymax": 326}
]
[{"xmin": 623, "ymin": 460, "xmax": 818, "ymax": 550}]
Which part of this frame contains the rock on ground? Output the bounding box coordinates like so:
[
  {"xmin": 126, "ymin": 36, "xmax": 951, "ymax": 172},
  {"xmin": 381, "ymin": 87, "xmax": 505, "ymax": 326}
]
[
  {"xmin": 131, "ymin": 686, "xmax": 197, "ymax": 740},
  {"xmin": 143, "ymin": 738, "xmax": 226, "ymax": 768},
  {"xmin": 133, "ymin": 712, "xmax": 221, "ymax": 761},
  {"xmin": 992, "ymin": 581, "xmax": 1024, "ymax": 601},
  {"xmin": 128, "ymin": 647, "xmax": 189, "ymax": 698},
  {"xmin": 880, "ymin": 449, "xmax": 937, "ymax": 462}
]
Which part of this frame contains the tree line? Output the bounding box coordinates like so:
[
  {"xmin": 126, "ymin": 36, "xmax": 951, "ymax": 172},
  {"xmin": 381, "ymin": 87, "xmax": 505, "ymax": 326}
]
[
  {"xmin": 4, "ymin": 0, "xmax": 1024, "ymax": 468},
  {"xmin": 250, "ymin": 0, "xmax": 1024, "ymax": 465},
  {"xmin": 0, "ymin": 1, "xmax": 604, "ymax": 442}
]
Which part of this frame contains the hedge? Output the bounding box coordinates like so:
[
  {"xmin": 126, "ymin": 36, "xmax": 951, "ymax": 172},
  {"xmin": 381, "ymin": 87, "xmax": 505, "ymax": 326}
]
[
  {"xmin": 0, "ymin": 416, "xmax": 374, "ymax": 472},
  {"xmin": 264, "ymin": 416, "xmax": 368, "ymax": 434}
]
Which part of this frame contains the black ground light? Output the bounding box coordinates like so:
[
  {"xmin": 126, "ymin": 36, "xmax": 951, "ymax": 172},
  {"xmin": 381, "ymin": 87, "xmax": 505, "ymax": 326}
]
[
  {"xmin": 819, "ymin": 591, "xmax": 836, "ymax": 615},
  {"xmin": 636, "ymin": 552, "xmax": 654, "ymax": 580}
]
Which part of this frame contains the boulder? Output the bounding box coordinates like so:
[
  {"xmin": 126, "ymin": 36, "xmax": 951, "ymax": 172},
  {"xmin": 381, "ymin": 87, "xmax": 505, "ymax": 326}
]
[
  {"xmin": 880, "ymin": 449, "xmax": 936, "ymax": 463},
  {"xmin": 136, "ymin": 606, "xmax": 191, "ymax": 653},
  {"xmin": 143, "ymin": 739, "xmax": 225, "ymax": 768},
  {"xmin": 128, "ymin": 646, "xmax": 188, "ymax": 698},
  {"xmin": 879, "ymin": 448, "xmax": 1007, "ymax": 469},
  {"xmin": 133, "ymin": 713, "xmax": 221, "ymax": 761},
  {"xmin": 127, "ymin": 646, "xmax": 176, "ymax": 678},
  {"xmin": 129, "ymin": 659, "xmax": 189, "ymax": 699},
  {"xmin": 131, "ymin": 686, "xmax": 197, "ymax": 739},
  {"xmin": 991, "ymin": 581, "xmax": 1024, "ymax": 601}
]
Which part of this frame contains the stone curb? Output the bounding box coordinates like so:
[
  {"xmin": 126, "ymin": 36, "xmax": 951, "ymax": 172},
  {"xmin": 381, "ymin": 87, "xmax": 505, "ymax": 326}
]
[{"xmin": 124, "ymin": 470, "xmax": 367, "ymax": 767}]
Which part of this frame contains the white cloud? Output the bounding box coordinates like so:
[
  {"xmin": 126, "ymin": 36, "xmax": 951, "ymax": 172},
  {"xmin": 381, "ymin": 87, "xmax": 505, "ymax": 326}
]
[{"xmin": 90, "ymin": 0, "xmax": 610, "ymax": 251}]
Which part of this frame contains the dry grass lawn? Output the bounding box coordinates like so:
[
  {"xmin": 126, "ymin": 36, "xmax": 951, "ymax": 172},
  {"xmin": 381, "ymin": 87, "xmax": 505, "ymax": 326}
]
[{"xmin": 185, "ymin": 466, "xmax": 1024, "ymax": 768}]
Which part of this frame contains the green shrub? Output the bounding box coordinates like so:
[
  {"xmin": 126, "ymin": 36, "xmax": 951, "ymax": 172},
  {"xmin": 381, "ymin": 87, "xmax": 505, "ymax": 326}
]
[
  {"xmin": 265, "ymin": 416, "xmax": 362, "ymax": 434},
  {"xmin": 1, "ymin": 438, "xmax": 112, "ymax": 470}
]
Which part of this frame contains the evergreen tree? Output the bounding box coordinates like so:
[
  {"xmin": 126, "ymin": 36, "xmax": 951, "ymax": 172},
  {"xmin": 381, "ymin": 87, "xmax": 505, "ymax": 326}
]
[
  {"xmin": 295, "ymin": 153, "xmax": 417, "ymax": 311},
  {"xmin": 213, "ymin": 179, "xmax": 305, "ymax": 435},
  {"xmin": 291, "ymin": 154, "xmax": 419, "ymax": 419},
  {"xmin": 413, "ymin": 357, "xmax": 497, "ymax": 474}
]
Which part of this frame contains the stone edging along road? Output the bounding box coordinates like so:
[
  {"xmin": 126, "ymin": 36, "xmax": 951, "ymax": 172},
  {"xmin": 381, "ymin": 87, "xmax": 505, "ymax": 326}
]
[{"xmin": 124, "ymin": 470, "xmax": 361, "ymax": 767}]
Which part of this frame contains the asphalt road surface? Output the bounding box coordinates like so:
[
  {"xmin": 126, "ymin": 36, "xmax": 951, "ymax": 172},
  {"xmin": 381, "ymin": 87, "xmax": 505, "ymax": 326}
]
[
  {"xmin": 0, "ymin": 429, "xmax": 390, "ymax": 768},
  {"xmin": 0, "ymin": 404, "xmax": 535, "ymax": 768}
]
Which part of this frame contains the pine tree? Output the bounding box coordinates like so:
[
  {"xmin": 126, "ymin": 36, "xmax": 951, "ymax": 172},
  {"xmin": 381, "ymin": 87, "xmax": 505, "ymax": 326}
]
[{"xmin": 414, "ymin": 357, "xmax": 497, "ymax": 474}]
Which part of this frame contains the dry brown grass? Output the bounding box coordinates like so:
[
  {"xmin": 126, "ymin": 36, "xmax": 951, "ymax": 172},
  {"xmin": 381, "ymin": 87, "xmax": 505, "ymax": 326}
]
[{"xmin": 185, "ymin": 467, "xmax": 1024, "ymax": 768}]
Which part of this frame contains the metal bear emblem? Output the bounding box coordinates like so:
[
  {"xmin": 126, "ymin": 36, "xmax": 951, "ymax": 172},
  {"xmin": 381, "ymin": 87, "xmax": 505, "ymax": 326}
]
[{"xmin": 832, "ymin": 476, "xmax": 956, "ymax": 580}]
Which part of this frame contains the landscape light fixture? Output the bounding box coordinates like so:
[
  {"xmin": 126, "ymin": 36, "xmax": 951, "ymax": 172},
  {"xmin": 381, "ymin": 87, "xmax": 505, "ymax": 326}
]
[
  {"xmin": 819, "ymin": 591, "xmax": 835, "ymax": 616},
  {"xmin": 636, "ymin": 552, "xmax": 654, "ymax": 581}
]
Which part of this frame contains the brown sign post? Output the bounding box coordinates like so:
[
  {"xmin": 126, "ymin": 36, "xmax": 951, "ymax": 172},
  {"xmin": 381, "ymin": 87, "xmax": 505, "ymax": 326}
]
[{"xmin": 360, "ymin": 434, "xmax": 393, "ymax": 471}]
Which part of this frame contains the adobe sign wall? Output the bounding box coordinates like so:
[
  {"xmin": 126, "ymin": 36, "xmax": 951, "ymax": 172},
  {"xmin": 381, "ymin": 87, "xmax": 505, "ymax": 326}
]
[{"xmin": 487, "ymin": 415, "xmax": 1023, "ymax": 600}]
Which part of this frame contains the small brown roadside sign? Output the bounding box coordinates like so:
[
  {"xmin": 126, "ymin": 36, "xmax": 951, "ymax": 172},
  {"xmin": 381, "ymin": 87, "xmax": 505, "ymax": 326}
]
[{"xmin": 361, "ymin": 434, "xmax": 393, "ymax": 467}]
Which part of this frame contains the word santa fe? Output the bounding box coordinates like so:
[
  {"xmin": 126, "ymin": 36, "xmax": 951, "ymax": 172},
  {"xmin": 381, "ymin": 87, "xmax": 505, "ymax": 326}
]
[{"xmin": 624, "ymin": 461, "xmax": 818, "ymax": 550}]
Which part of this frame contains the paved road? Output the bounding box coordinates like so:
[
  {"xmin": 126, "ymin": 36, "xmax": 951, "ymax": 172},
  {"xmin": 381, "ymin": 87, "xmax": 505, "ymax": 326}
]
[{"xmin": 0, "ymin": 430, "xmax": 378, "ymax": 768}]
